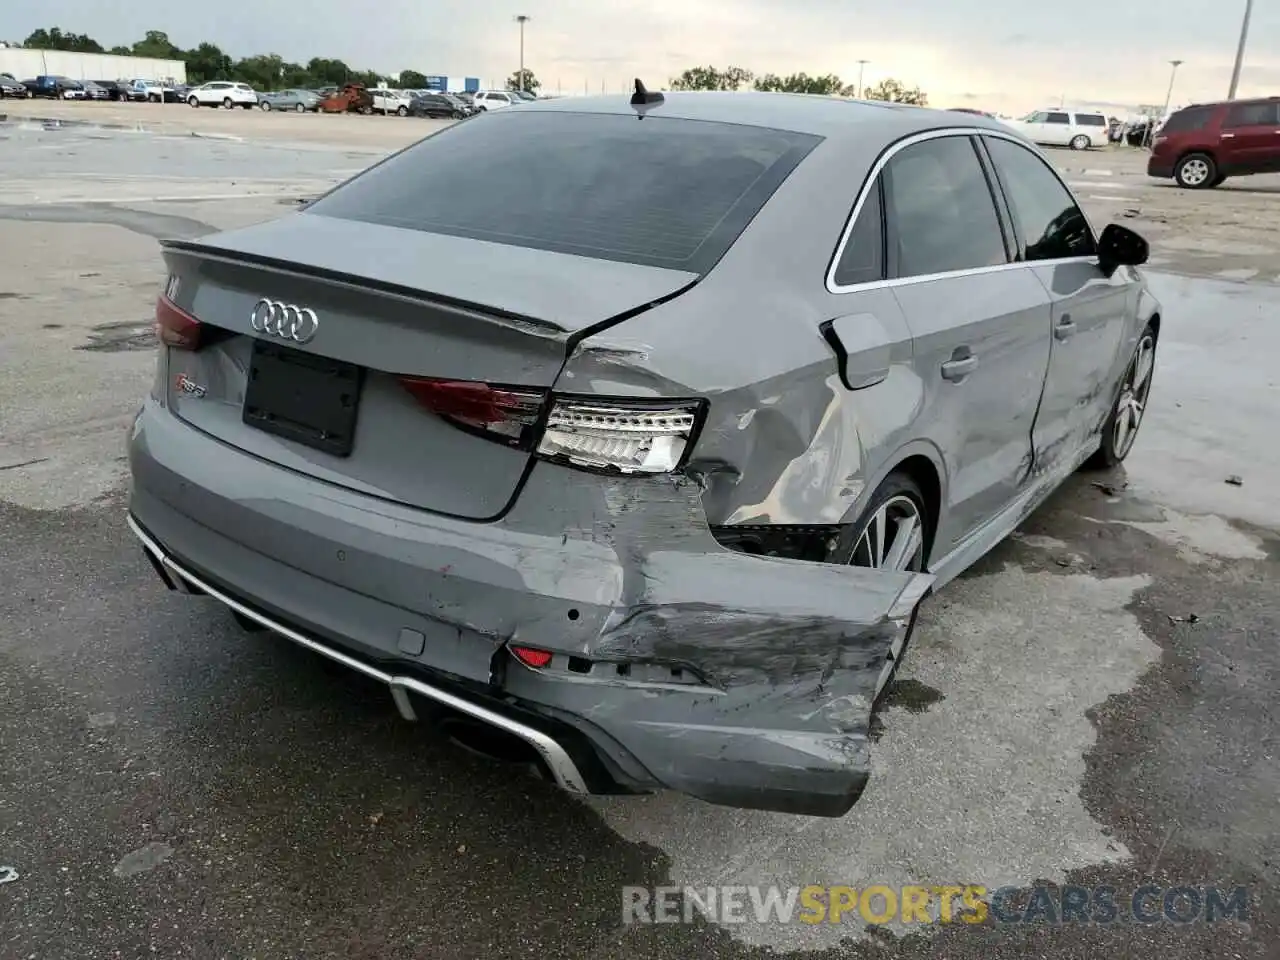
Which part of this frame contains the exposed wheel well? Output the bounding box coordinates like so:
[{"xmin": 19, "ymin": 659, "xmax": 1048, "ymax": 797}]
[
  {"xmin": 891, "ymin": 455, "xmax": 942, "ymax": 561},
  {"xmin": 1146, "ymin": 313, "xmax": 1161, "ymax": 339}
]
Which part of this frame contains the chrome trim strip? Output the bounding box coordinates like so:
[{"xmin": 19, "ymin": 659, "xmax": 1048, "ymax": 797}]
[
  {"xmin": 126, "ymin": 514, "xmax": 590, "ymax": 794},
  {"xmin": 824, "ymin": 125, "xmax": 1102, "ymax": 294}
]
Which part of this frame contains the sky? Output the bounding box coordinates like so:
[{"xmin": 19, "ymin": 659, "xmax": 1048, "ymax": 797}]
[{"xmin": 8, "ymin": 0, "xmax": 1279, "ymax": 115}]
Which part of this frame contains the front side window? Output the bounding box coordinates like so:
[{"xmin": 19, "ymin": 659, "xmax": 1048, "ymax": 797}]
[
  {"xmin": 1024, "ymin": 111, "xmax": 1048, "ymax": 123},
  {"xmin": 985, "ymin": 136, "xmax": 1096, "ymax": 261},
  {"xmin": 306, "ymin": 111, "xmax": 821, "ymax": 273},
  {"xmin": 883, "ymin": 135, "xmax": 1008, "ymax": 279}
]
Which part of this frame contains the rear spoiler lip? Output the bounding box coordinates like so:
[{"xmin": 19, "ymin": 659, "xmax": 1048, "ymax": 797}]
[
  {"xmin": 159, "ymin": 235, "xmax": 703, "ymax": 349},
  {"xmin": 160, "ymin": 235, "xmax": 569, "ymax": 338}
]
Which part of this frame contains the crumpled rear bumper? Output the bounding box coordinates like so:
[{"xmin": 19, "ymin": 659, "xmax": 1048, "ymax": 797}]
[{"xmin": 128, "ymin": 397, "xmax": 933, "ymax": 817}]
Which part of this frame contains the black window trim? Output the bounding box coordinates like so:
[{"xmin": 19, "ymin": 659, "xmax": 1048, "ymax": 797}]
[{"xmin": 825, "ymin": 127, "xmax": 1100, "ymax": 294}]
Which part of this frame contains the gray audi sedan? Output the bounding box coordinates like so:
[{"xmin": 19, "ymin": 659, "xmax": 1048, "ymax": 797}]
[{"xmin": 128, "ymin": 88, "xmax": 1159, "ymax": 817}]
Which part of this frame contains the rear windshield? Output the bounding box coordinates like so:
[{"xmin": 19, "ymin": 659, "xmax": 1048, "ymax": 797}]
[
  {"xmin": 305, "ymin": 110, "xmax": 822, "ymax": 273},
  {"xmin": 1162, "ymin": 106, "xmax": 1214, "ymax": 133}
]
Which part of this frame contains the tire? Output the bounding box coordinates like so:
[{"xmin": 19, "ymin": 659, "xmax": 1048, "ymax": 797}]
[
  {"xmin": 832, "ymin": 471, "xmax": 933, "ymax": 703},
  {"xmin": 397, "ymin": 105, "xmax": 408, "ymax": 116},
  {"xmin": 188, "ymin": 95, "xmax": 199, "ymax": 107},
  {"xmin": 451, "ymin": 110, "xmax": 463, "ymax": 119},
  {"xmin": 1085, "ymin": 324, "xmax": 1157, "ymax": 469},
  {"xmin": 149, "ymin": 93, "xmax": 159, "ymax": 103},
  {"xmin": 295, "ymin": 102, "xmax": 305, "ymax": 112},
  {"xmin": 222, "ymin": 97, "xmax": 232, "ymax": 109},
  {"xmin": 1069, "ymin": 134, "xmax": 1091, "ymax": 150},
  {"xmin": 1174, "ymin": 152, "xmax": 1217, "ymax": 189}
]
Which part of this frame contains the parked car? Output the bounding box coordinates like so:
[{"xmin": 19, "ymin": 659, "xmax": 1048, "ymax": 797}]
[
  {"xmin": 318, "ymin": 83, "xmax": 373, "ymax": 114},
  {"xmin": 24, "ymin": 75, "xmax": 82, "ymax": 99},
  {"xmin": 79, "ymin": 80, "xmax": 111, "ymax": 101},
  {"xmin": 187, "ymin": 81, "xmax": 258, "ymax": 109},
  {"xmin": 1148, "ymin": 97, "xmax": 1280, "ymax": 189},
  {"xmin": 472, "ymin": 89, "xmax": 519, "ymax": 111},
  {"xmin": 511, "ymin": 89, "xmax": 537, "ymax": 102},
  {"xmin": 129, "ymin": 91, "xmax": 1157, "ymax": 818},
  {"xmin": 0, "ymin": 75, "xmax": 26, "ymax": 98},
  {"xmin": 452, "ymin": 91, "xmax": 476, "ymax": 108},
  {"xmin": 370, "ymin": 88, "xmax": 413, "ymax": 116},
  {"xmin": 408, "ymin": 92, "xmax": 469, "ymax": 119},
  {"xmin": 258, "ymin": 88, "xmax": 320, "ymax": 112},
  {"xmin": 90, "ymin": 80, "xmax": 131, "ymax": 101},
  {"xmin": 1000, "ymin": 109, "xmax": 1110, "ymax": 150},
  {"xmin": 128, "ymin": 78, "xmax": 178, "ymax": 102}
]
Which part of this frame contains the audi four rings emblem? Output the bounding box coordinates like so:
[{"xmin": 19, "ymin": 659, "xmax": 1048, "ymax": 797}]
[{"xmin": 250, "ymin": 299, "xmax": 319, "ymax": 343}]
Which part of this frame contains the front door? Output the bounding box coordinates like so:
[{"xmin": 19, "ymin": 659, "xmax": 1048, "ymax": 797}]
[
  {"xmin": 1219, "ymin": 101, "xmax": 1280, "ymax": 175},
  {"xmin": 881, "ymin": 133, "xmax": 1051, "ymax": 548},
  {"xmin": 1042, "ymin": 111, "xmax": 1073, "ymax": 146},
  {"xmin": 982, "ymin": 135, "xmax": 1136, "ymax": 476}
]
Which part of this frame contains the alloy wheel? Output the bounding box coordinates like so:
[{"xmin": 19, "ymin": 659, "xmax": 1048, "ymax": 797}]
[
  {"xmin": 849, "ymin": 493, "xmax": 927, "ymax": 698},
  {"xmin": 1113, "ymin": 334, "xmax": 1155, "ymax": 458},
  {"xmin": 1179, "ymin": 158, "xmax": 1210, "ymax": 187}
]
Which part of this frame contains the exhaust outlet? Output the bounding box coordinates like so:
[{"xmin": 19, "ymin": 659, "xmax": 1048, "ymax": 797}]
[{"xmin": 439, "ymin": 716, "xmax": 549, "ymax": 774}]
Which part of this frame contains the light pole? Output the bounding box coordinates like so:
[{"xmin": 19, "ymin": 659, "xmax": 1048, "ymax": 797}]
[
  {"xmin": 515, "ymin": 14, "xmax": 530, "ymax": 91},
  {"xmin": 1226, "ymin": 0, "xmax": 1253, "ymax": 100},
  {"xmin": 856, "ymin": 60, "xmax": 869, "ymax": 98},
  {"xmin": 1160, "ymin": 60, "xmax": 1183, "ymax": 119},
  {"xmin": 1148, "ymin": 59, "xmax": 1183, "ymax": 148}
]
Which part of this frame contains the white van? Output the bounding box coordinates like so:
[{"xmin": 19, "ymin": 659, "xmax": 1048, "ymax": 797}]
[{"xmin": 1001, "ymin": 109, "xmax": 1109, "ymax": 150}]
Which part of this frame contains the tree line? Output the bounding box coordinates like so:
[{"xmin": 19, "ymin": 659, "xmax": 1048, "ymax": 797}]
[
  {"xmin": 668, "ymin": 65, "xmax": 927, "ymax": 104},
  {"xmin": 19, "ymin": 27, "xmax": 485, "ymax": 91}
]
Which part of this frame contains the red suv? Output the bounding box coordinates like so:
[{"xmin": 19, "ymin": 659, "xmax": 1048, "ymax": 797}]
[{"xmin": 1148, "ymin": 97, "xmax": 1280, "ymax": 189}]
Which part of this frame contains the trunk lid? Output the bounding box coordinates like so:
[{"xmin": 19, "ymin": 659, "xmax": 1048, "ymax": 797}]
[{"xmin": 161, "ymin": 213, "xmax": 697, "ymax": 520}]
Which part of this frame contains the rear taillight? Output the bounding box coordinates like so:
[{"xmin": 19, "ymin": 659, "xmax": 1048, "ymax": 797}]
[
  {"xmin": 397, "ymin": 377, "xmax": 546, "ymax": 446},
  {"xmin": 537, "ymin": 399, "xmax": 701, "ymax": 474},
  {"xmin": 154, "ymin": 295, "xmax": 202, "ymax": 350},
  {"xmin": 398, "ymin": 377, "xmax": 704, "ymax": 474}
]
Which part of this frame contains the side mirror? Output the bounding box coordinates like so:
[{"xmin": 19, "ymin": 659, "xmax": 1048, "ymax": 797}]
[{"xmin": 1098, "ymin": 223, "xmax": 1149, "ymax": 271}]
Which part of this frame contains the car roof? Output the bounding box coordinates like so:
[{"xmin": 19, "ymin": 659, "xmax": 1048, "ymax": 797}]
[{"xmin": 513, "ymin": 90, "xmax": 1009, "ymax": 139}]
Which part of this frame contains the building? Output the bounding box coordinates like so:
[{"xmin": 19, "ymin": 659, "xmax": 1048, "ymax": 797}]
[
  {"xmin": 420, "ymin": 75, "xmax": 481, "ymax": 93},
  {"xmin": 0, "ymin": 47, "xmax": 186, "ymax": 84}
]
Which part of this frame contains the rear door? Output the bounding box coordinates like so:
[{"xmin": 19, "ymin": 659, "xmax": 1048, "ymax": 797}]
[
  {"xmin": 1219, "ymin": 101, "xmax": 1280, "ymax": 174},
  {"xmin": 982, "ymin": 135, "xmax": 1133, "ymax": 474},
  {"xmin": 883, "ymin": 133, "xmax": 1051, "ymax": 549}
]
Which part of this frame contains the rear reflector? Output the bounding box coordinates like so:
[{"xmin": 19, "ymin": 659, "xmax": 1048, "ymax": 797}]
[
  {"xmin": 154, "ymin": 295, "xmax": 202, "ymax": 350},
  {"xmin": 511, "ymin": 645, "xmax": 553, "ymax": 668}
]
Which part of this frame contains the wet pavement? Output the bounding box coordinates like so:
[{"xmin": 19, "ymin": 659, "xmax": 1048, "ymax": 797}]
[{"xmin": 1, "ymin": 121, "xmax": 1277, "ymax": 959}]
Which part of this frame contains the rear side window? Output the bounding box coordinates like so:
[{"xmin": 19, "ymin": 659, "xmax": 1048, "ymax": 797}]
[
  {"xmin": 883, "ymin": 136, "xmax": 1008, "ymax": 279},
  {"xmin": 984, "ymin": 136, "xmax": 1096, "ymax": 261},
  {"xmin": 1077, "ymin": 114, "xmax": 1107, "ymax": 126},
  {"xmin": 1224, "ymin": 102, "xmax": 1280, "ymax": 128},
  {"xmin": 1161, "ymin": 106, "xmax": 1214, "ymax": 133},
  {"xmin": 306, "ymin": 112, "xmax": 822, "ymax": 273},
  {"xmin": 832, "ymin": 182, "xmax": 884, "ymax": 286}
]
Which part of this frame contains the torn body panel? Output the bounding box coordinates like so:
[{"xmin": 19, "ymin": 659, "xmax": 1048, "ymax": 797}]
[{"xmin": 129, "ymin": 393, "xmax": 931, "ymax": 816}]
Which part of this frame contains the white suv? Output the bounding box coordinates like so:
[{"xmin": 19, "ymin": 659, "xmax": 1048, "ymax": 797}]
[
  {"xmin": 188, "ymin": 81, "xmax": 259, "ymax": 109},
  {"xmin": 370, "ymin": 89, "xmax": 413, "ymax": 116},
  {"xmin": 1001, "ymin": 109, "xmax": 1109, "ymax": 150},
  {"xmin": 473, "ymin": 90, "xmax": 519, "ymax": 111}
]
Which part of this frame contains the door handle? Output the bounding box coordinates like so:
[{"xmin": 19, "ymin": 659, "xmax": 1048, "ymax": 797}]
[
  {"xmin": 1054, "ymin": 316, "xmax": 1077, "ymax": 341},
  {"xmin": 941, "ymin": 354, "xmax": 978, "ymax": 381}
]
